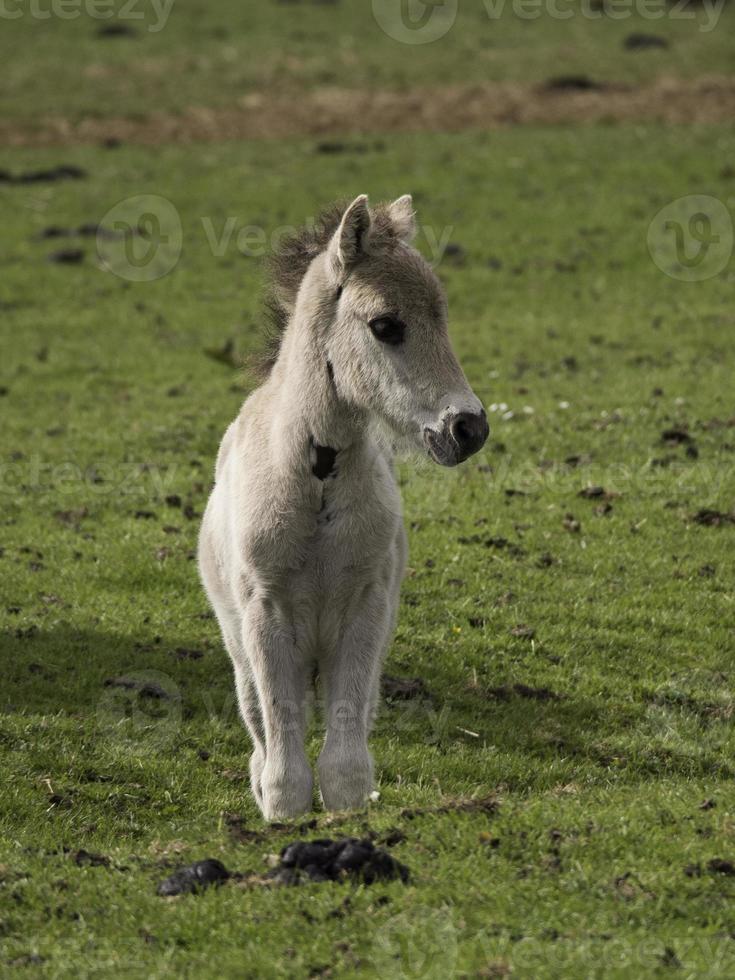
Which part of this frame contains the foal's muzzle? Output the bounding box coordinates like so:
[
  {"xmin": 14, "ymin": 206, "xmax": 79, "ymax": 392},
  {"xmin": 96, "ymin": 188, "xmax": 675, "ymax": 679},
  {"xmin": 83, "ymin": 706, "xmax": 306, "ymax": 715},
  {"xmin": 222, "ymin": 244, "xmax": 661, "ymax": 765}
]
[{"xmin": 423, "ymin": 409, "xmax": 489, "ymax": 467}]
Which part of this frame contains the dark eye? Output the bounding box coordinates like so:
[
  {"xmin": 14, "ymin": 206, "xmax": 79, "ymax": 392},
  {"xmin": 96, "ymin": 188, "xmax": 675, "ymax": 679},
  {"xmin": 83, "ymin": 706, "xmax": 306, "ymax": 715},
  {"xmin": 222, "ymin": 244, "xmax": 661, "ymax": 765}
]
[{"xmin": 369, "ymin": 315, "xmax": 406, "ymax": 346}]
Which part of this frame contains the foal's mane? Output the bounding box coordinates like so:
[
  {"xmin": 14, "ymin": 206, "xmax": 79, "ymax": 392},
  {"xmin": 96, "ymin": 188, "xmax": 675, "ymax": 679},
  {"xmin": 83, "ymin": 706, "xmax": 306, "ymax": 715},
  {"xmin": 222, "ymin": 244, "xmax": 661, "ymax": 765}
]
[{"xmin": 254, "ymin": 199, "xmax": 399, "ymax": 377}]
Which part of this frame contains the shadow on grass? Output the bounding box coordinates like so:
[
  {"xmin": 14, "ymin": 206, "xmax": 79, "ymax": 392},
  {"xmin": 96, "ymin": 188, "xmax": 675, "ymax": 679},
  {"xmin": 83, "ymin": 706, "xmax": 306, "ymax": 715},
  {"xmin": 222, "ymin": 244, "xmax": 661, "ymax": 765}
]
[
  {"xmin": 0, "ymin": 624, "xmax": 233, "ymax": 721},
  {"xmin": 378, "ymin": 683, "xmax": 734, "ymax": 783},
  {"xmin": 3, "ymin": 626, "xmax": 730, "ymax": 784}
]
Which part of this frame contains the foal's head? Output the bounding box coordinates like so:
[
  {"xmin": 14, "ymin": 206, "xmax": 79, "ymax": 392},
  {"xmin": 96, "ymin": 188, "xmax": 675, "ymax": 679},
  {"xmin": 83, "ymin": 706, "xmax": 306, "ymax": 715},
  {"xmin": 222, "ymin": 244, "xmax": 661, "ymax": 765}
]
[{"xmin": 273, "ymin": 194, "xmax": 489, "ymax": 466}]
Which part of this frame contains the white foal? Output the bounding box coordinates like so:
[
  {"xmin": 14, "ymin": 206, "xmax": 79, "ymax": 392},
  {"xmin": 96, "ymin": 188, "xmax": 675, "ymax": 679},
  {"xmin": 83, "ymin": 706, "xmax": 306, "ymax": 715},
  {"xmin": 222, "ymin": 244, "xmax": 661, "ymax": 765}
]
[{"xmin": 198, "ymin": 194, "xmax": 488, "ymax": 820}]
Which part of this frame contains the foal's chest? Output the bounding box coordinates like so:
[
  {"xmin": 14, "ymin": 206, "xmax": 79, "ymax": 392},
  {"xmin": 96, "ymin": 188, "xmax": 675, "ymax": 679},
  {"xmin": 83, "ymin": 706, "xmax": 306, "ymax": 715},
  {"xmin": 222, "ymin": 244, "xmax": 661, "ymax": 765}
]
[{"xmin": 302, "ymin": 447, "xmax": 402, "ymax": 575}]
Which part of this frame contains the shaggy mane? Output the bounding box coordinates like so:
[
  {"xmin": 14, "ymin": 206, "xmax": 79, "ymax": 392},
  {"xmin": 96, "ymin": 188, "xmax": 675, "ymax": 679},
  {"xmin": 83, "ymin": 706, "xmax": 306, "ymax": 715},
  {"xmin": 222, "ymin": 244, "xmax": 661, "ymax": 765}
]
[{"xmin": 253, "ymin": 199, "xmax": 400, "ymax": 377}]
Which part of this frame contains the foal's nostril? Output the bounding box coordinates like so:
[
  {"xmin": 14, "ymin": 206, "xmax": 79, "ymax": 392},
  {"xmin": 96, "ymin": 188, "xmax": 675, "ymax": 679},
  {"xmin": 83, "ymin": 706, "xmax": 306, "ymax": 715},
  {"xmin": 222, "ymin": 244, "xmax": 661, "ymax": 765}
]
[
  {"xmin": 454, "ymin": 417, "xmax": 472, "ymax": 443},
  {"xmin": 450, "ymin": 410, "xmax": 490, "ymax": 459}
]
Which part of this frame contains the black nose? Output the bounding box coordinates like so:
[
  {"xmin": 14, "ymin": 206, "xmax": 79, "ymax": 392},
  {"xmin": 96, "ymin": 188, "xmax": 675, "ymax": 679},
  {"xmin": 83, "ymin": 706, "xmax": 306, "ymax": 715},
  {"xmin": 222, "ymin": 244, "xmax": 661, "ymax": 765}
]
[{"xmin": 450, "ymin": 410, "xmax": 489, "ymax": 461}]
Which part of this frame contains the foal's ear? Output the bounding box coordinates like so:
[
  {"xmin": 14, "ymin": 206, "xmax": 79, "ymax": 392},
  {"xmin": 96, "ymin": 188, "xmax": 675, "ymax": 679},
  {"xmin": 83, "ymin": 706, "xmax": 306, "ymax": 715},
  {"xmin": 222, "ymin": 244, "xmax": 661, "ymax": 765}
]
[
  {"xmin": 389, "ymin": 194, "xmax": 417, "ymax": 243},
  {"xmin": 329, "ymin": 194, "xmax": 372, "ymax": 278}
]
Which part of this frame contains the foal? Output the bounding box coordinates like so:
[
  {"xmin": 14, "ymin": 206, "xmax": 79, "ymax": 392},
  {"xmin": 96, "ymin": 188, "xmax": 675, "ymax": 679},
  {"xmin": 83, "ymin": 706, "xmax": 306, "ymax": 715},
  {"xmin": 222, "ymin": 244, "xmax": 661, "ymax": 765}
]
[{"xmin": 198, "ymin": 195, "xmax": 488, "ymax": 820}]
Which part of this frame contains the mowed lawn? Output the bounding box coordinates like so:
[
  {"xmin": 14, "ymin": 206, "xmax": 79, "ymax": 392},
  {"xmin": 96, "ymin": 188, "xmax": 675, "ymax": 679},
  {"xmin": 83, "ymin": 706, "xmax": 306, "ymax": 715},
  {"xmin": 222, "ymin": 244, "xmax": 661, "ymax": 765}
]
[{"xmin": 1, "ymin": 123, "xmax": 735, "ymax": 977}]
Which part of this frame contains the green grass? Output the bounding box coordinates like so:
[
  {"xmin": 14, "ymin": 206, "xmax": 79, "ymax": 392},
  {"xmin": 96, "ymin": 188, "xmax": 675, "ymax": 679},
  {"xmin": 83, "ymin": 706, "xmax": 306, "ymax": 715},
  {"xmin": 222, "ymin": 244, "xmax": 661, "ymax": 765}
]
[
  {"xmin": 2, "ymin": 124, "xmax": 735, "ymax": 977},
  {"xmin": 2, "ymin": 0, "xmax": 735, "ymax": 125}
]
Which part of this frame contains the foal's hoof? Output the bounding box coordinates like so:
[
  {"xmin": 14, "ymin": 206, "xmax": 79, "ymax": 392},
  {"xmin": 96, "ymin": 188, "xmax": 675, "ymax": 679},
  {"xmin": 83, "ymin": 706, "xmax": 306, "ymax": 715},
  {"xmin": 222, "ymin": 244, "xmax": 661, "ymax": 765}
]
[
  {"xmin": 318, "ymin": 752, "xmax": 374, "ymax": 812},
  {"xmin": 249, "ymin": 748, "xmax": 265, "ymax": 808},
  {"xmin": 260, "ymin": 765, "xmax": 313, "ymax": 822}
]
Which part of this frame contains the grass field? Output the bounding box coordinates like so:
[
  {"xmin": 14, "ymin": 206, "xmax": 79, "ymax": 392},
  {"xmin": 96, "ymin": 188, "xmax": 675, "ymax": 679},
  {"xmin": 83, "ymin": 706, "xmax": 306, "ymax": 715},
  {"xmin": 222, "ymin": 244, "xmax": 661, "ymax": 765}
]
[
  {"xmin": 2, "ymin": 2, "xmax": 735, "ymax": 978},
  {"xmin": 2, "ymin": 1, "xmax": 735, "ymax": 126}
]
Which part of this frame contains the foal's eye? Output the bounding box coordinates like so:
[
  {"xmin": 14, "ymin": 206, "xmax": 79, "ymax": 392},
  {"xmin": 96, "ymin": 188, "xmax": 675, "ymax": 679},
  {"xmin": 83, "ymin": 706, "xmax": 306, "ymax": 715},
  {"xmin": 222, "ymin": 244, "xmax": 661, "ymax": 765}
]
[{"xmin": 368, "ymin": 315, "xmax": 406, "ymax": 346}]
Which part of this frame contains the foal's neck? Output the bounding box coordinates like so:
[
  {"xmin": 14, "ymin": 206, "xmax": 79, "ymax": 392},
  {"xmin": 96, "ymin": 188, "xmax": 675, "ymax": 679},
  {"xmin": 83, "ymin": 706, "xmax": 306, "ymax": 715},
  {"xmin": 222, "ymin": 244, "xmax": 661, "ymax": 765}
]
[{"xmin": 269, "ymin": 291, "xmax": 362, "ymax": 460}]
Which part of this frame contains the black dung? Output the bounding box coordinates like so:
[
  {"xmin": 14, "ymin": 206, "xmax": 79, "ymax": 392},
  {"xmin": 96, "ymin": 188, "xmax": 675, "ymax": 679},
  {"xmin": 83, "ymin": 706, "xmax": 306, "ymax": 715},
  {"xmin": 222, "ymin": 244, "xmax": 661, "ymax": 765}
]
[
  {"xmin": 274, "ymin": 837, "xmax": 410, "ymax": 885},
  {"xmin": 157, "ymin": 859, "xmax": 230, "ymax": 896}
]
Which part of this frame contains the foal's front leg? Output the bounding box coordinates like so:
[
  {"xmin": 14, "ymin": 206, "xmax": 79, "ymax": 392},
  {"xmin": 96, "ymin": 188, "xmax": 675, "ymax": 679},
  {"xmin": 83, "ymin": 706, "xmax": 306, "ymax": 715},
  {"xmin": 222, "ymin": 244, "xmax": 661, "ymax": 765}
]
[
  {"xmin": 318, "ymin": 582, "xmax": 391, "ymax": 811},
  {"xmin": 243, "ymin": 597, "xmax": 313, "ymax": 821}
]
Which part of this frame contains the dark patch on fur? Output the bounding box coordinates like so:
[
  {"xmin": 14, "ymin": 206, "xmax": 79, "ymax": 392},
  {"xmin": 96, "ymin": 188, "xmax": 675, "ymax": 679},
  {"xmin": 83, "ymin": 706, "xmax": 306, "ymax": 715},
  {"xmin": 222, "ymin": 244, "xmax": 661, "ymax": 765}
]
[
  {"xmin": 252, "ymin": 200, "xmax": 401, "ymax": 377},
  {"xmin": 311, "ymin": 439, "xmax": 338, "ymax": 481}
]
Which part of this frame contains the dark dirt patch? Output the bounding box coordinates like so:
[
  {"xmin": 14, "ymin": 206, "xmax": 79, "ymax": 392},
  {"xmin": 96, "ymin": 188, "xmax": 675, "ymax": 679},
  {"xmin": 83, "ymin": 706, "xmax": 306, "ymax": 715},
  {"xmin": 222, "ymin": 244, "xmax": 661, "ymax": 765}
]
[
  {"xmin": 400, "ymin": 796, "xmax": 498, "ymax": 820},
  {"xmin": 457, "ymin": 535, "xmax": 526, "ymax": 557},
  {"xmin": 47, "ymin": 249, "xmax": 84, "ymax": 264},
  {"xmin": 708, "ymin": 858, "xmax": 735, "ymax": 875},
  {"xmin": 692, "ymin": 509, "xmax": 735, "ymax": 527},
  {"xmin": 224, "ymin": 812, "xmax": 318, "ymax": 844},
  {"xmin": 542, "ymin": 75, "xmax": 604, "ymax": 92},
  {"xmin": 624, "ymin": 33, "xmax": 669, "ymax": 51},
  {"xmin": 173, "ymin": 647, "xmax": 204, "ymax": 660},
  {"xmin": 377, "ymin": 828, "xmax": 407, "ymax": 847},
  {"xmin": 382, "ymin": 675, "xmax": 428, "ymax": 700},
  {"xmin": 537, "ymin": 553, "xmax": 558, "ymax": 568},
  {"xmin": 444, "ymin": 242, "xmax": 467, "ymax": 265},
  {"xmin": 614, "ymin": 871, "xmax": 655, "ymax": 900},
  {"xmin": 510, "ymin": 624, "xmax": 535, "ymax": 639},
  {"xmin": 661, "ymin": 428, "xmax": 692, "ymax": 446},
  {"xmin": 54, "ymin": 507, "xmax": 89, "ymax": 527},
  {"xmin": 486, "ymin": 683, "xmax": 561, "ymax": 702},
  {"xmin": 0, "ymin": 164, "xmax": 86, "ymax": 182},
  {"xmin": 565, "ymin": 453, "xmax": 592, "ymax": 468},
  {"xmin": 204, "ymin": 338, "xmax": 241, "ymax": 368},
  {"xmin": 224, "ymin": 813, "xmax": 267, "ymax": 844},
  {"xmin": 314, "ymin": 140, "xmax": 381, "ymax": 155},
  {"xmin": 103, "ymin": 676, "xmax": 179, "ymax": 700},
  {"xmin": 97, "ymin": 23, "xmax": 139, "ymax": 38},
  {"xmin": 578, "ymin": 486, "xmax": 617, "ymax": 500},
  {"xmin": 73, "ymin": 849, "xmax": 110, "ymax": 867},
  {"xmin": 37, "ymin": 223, "xmax": 126, "ymax": 242}
]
